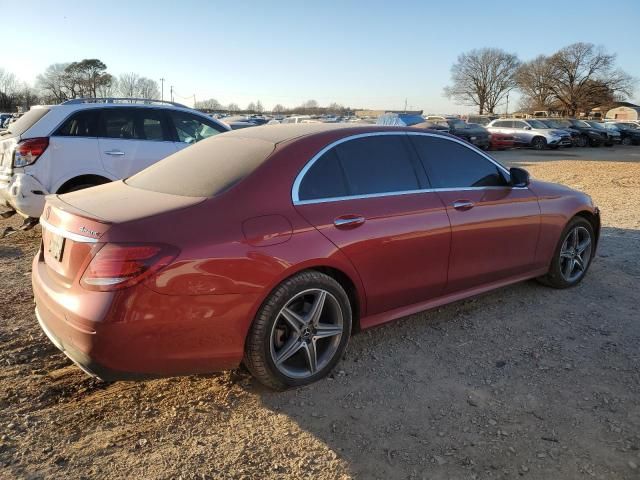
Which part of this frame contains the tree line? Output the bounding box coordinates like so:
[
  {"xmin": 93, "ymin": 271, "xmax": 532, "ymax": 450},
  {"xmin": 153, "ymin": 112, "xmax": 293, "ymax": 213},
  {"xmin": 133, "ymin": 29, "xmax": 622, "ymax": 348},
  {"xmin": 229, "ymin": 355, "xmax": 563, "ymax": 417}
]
[
  {"xmin": 444, "ymin": 42, "xmax": 635, "ymax": 116},
  {"xmin": 0, "ymin": 59, "xmax": 160, "ymax": 111},
  {"xmin": 195, "ymin": 98, "xmax": 350, "ymax": 115}
]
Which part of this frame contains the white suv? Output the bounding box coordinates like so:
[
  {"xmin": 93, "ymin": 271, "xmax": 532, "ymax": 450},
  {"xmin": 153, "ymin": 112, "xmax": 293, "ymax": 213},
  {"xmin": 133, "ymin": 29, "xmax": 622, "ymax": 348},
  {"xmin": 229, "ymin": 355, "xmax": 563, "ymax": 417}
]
[{"xmin": 0, "ymin": 98, "xmax": 230, "ymax": 220}]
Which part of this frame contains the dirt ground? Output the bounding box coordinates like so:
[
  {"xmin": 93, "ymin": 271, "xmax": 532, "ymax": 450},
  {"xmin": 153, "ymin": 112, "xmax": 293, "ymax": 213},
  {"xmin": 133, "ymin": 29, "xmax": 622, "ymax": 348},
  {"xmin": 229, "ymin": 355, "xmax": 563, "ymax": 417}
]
[{"xmin": 1, "ymin": 146, "xmax": 639, "ymax": 480}]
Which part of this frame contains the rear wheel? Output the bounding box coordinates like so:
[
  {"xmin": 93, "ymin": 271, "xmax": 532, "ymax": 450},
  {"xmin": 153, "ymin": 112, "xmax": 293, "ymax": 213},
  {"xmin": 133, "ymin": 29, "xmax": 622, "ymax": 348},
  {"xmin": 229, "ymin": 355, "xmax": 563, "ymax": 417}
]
[
  {"xmin": 622, "ymin": 137, "xmax": 632, "ymax": 146},
  {"xmin": 244, "ymin": 271, "xmax": 352, "ymax": 390},
  {"xmin": 531, "ymin": 137, "xmax": 547, "ymax": 150},
  {"xmin": 576, "ymin": 135, "xmax": 588, "ymax": 147},
  {"xmin": 538, "ymin": 217, "xmax": 595, "ymax": 289}
]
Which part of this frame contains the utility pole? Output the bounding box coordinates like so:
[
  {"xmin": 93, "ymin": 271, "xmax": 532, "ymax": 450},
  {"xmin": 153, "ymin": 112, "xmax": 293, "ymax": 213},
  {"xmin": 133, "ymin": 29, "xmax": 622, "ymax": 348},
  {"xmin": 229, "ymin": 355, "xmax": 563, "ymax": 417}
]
[
  {"xmin": 160, "ymin": 78, "xmax": 165, "ymax": 101},
  {"xmin": 506, "ymin": 92, "xmax": 510, "ymax": 117},
  {"xmin": 404, "ymin": 98, "xmax": 408, "ymax": 112},
  {"xmin": 170, "ymin": 86, "xmax": 174, "ymax": 103}
]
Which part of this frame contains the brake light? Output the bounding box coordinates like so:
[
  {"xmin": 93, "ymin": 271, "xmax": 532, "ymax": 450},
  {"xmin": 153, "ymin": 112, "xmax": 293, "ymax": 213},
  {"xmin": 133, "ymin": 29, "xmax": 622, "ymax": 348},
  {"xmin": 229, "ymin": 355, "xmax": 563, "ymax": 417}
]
[
  {"xmin": 80, "ymin": 243, "xmax": 179, "ymax": 291},
  {"xmin": 13, "ymin": 137, "xmax": 49, "ymax": 167}
]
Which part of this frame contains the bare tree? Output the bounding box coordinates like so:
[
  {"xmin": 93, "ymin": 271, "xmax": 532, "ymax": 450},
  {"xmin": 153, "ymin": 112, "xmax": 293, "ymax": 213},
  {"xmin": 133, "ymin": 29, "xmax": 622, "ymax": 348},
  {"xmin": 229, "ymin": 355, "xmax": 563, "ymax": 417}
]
[
  {"xmin": 195, "ymin": 98, "xmax": 223, "ymax": 110},
  {"xmin": 137, "ymin": 78, "xmax": 159, "ymax": 99},
  {"xmin": 516, "ymin": 55, "xmax": 556, "ymax": 112},
  {"xmin": 36, "ymin": 63, "xmax": 72, "ymax": 103},
  {"xmin": 545, "ymin": 43, "xmax": 634, "ymax": 116},
  {"xmin": 246, "ymin": 102, "xmax": 256, "ymax": 112},
  {"xmin": 118, "ymin": 73, "xmax": 139, "ymax": 97},
  {"xmin": 444, "ymin": 48, "xmax": 520, "ymax": 114},
  {"xmin": 272, "ymin": 104, "xmax": 285, "ymax": 113},
  {"xmin": 255, "ymin": 100, "xmax": 264, "ymax": 113},
  {"xmin": 0, "ymin": 69, "xmax": 19, "ymax": 110},
  {"xmin": 227, "ymin": 102, "xmax": 239, "ymax": 113}
]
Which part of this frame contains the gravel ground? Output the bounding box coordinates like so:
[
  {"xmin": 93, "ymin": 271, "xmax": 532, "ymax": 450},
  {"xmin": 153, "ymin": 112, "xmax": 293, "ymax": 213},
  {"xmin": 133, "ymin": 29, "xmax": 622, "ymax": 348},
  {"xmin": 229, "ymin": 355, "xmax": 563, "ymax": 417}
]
[{"xmin": 1, "ymin": 146, "xmax": 639, "ymax": 480}]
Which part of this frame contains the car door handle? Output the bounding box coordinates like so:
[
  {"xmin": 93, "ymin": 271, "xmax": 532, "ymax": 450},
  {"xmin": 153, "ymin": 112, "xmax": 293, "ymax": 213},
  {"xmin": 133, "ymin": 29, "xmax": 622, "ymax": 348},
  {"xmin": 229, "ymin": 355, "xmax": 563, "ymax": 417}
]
[
  {"xmin": 334, "ymin": 215, "xmax": 365, "ymax": 228},
  {"xmin": 104, "ymin": 150, "xmax": 125, "ymax": 156},
  {"xmin": 452, "ymin": 200, "xmax": 475, "ymax": 211}
]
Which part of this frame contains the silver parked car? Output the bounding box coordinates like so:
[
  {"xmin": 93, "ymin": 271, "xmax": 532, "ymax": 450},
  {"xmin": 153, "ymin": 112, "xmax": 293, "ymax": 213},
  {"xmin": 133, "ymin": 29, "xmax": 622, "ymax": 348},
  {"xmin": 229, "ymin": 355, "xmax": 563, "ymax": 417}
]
[{"xmin": 487, "ymin": 118, "xmax": 572, "ymax": 150}]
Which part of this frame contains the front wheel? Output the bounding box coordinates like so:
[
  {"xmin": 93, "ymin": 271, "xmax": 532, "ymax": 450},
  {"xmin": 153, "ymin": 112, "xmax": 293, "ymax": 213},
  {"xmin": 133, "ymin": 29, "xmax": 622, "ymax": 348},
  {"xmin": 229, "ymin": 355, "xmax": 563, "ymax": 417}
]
[
  {"xmin": 622, "ymin": 137, "xmax": 632, "ymax": 146},
  {"xmin": 576, "ymin": 135, "xmax": 588, "ymax": 147},
  {"xmin": 244, "ymin": 271, "xmax": 352, "ymax": 390},
  {"xmin": 538, "ymin": 217, "xmax": 595, "ymax": 289},
  {"xmin": 531, "ymin": 137, "xmax": 547, "ymax": 150}
]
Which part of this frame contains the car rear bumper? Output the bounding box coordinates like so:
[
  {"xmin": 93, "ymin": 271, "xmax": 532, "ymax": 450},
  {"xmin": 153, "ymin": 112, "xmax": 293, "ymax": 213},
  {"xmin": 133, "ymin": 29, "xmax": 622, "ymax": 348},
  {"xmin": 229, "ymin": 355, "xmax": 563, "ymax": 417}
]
[
  {"xmin": 0, "ymin": 173, "xmax": 48, "ymax": 218},
  {"xmin": 32, "ymin": 254, "xmax": 259, "ymax": 381}
]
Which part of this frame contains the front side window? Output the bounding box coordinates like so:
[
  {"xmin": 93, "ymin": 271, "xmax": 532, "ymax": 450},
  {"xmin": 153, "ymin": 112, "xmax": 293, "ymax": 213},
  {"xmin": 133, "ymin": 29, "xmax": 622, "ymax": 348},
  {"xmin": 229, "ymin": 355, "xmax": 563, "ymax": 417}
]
[
  {"xmin": 54, "ymin": 110, "xmax": 98, "ymax": 137},
  {"xmin": 169, "ymin": 111, "xmax": 223, "ymax": 144},
  {"xmin": 513, "ymin": 121, "xmax": 528, "ymax": 129},
  {"xmin": 410, "ymin": 136, "xmax": 508, "ymax": 189}
]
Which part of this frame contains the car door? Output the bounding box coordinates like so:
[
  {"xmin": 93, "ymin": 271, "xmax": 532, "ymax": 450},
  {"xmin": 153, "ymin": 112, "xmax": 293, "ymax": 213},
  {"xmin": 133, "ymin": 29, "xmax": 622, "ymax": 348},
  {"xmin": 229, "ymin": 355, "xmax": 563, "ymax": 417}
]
[
  {"xmin": 98, "ymin": 108, "xmax": 177, "ymax": 178},
  {"xmin": 511, "ymin": 120, "xmax": 532, "ymax": 144},
  {"xmin": 167, "ymin": 110, "xmax": 226, "ymax": 152},
  {"xmin": 409, "ymin": 134, "xmax": 541, "ymax": 293},
  {"xmin": 49, "ymin": 109, "xmax": 103, "ymax": 189},
  {"xmin": 293, "ymin": 133, "xmax": 451, "ymax": 316}
]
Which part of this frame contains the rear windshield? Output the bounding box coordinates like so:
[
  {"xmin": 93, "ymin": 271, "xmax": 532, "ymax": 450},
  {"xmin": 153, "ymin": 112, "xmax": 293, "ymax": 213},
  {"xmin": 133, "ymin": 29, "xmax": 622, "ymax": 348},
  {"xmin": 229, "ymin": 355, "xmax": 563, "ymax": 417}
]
[
  {"xmin": 126, "ymin": 135, "xmax": 275, "ymax": 197},
  {"xmin": 2, "ymin": 107, "xmax": 50, "ymax": 137}
]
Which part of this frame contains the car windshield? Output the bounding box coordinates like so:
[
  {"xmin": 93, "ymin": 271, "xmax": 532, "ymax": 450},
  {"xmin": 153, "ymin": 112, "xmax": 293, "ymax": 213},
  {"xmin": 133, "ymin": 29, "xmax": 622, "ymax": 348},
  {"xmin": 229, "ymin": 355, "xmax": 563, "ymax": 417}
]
[
  {"xmin": 572, "ymin": 120, "xmax": 591, "ymax": 128},
  {"xmin": 544, "ymin": 120, "xmax": 563, "ymax": 128},
  {"xmin": 526, "ymin": 120, "xmax": 547, "ymax": 129}
]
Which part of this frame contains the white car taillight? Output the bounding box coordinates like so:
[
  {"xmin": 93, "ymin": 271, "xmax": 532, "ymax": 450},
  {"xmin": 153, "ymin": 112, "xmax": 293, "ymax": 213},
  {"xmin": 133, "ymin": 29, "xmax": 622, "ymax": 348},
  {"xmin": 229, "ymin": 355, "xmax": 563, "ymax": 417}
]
[{"xmin": 13, "ymin": 137, "xmax": 49, "ymax": 167}]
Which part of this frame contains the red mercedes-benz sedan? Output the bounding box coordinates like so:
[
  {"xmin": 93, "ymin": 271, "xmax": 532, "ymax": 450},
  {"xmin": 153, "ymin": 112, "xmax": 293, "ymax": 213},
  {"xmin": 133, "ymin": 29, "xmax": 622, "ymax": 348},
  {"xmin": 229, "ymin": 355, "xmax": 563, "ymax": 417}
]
[{"xmin": 33, "ymin": 124, "xmax": 600, "ymax": 389}]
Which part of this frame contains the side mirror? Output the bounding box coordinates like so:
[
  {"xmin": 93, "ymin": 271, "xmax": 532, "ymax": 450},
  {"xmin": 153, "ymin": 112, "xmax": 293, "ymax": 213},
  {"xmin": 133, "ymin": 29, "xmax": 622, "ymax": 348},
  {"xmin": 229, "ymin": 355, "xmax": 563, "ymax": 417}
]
[
  {"xmin": 509, "ymin": 167, "xmax": 530, "ymax": 187},
  {"xmin": 524, "ymin": 126, "xmax": 532, "ymax": 130}
]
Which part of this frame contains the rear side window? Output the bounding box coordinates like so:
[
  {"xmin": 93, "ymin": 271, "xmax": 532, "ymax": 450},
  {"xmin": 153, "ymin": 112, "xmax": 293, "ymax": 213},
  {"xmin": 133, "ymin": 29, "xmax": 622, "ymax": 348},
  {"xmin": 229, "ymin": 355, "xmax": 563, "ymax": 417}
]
[
  {"xmin": 100, "ymin": 109, "xmax": 137, "ymax": 139},
  {"xmin": 334, "ymin": 135, "xmax": 421, "ymax": 196},
  {"xmin": 168, "ymin": 111, "xmax": 224, "ymax": 144},
  {"xmin": 492, "ymin": 120, "xmax": 512, "ymax": 128},
  {"xmin": 298, "ymin": 149, "xmax": 348, "ymax": 201},
  {"xmin": 54, "ymin": 110, "xmax": 98, "ymax": 137},
  {"xmin": 410, "ymin": 136, "xmax": 508, "ymax": 189},
  {"xmin": 139, "ymin": 110, "xmax": 168, "ymax": 141}
]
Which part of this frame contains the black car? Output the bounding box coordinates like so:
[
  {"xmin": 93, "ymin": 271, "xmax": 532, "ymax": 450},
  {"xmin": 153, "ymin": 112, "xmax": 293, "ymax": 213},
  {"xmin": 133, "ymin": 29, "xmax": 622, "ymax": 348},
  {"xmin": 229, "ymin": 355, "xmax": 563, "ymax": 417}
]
[
  {"xmin": 446, "ymin": 120, "xmax": 491, "ymax": 150},
  {"xmin": 538, "ymin": 119, "xmax": 580, "ymax": 146},
  {"xmin": 605, "ymin": 122, "xmax": 640, "ymax": 145},
  {"xmin": 560, "ymin": 119, "xmax": 608, "ymax": 147},
  {"xmin": 585, "ymin": 121, "xmax": 619, "ymax": 146}
]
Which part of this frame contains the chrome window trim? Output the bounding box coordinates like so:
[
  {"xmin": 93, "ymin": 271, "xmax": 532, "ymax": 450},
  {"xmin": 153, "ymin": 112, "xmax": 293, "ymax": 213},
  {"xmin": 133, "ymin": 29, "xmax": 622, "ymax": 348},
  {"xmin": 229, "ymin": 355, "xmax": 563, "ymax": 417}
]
[
  {"xmin": 39, "ymin": 217, "xmax": 100, "ymax": 243},
  {"xmin": 291, "ymin": 131, "xmax": 514, "ymax": 205}
]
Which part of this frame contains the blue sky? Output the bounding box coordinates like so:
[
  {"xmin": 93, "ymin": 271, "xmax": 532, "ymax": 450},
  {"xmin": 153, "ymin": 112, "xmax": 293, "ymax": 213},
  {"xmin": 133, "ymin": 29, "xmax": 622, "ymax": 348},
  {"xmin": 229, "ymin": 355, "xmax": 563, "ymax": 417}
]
[{"xmin": 2, "ymin": 0, "xmax": 639, "ymax": 112}]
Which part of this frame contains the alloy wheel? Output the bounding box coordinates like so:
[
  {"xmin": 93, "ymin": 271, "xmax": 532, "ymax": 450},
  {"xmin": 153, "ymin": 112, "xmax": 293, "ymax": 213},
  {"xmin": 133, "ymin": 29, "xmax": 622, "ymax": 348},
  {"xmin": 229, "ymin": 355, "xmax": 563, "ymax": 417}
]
[
  {"xmin": 559, "ymin": 226, "xmax": 592, "ymax": 283},
  {"xmin": 269, "ymin": 289, "xmax": 344, "ymax": 379}
]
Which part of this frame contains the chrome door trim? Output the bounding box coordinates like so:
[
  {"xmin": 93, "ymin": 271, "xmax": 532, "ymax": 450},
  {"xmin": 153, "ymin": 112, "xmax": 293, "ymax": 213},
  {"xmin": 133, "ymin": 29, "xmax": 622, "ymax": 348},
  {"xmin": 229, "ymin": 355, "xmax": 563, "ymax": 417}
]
[
  {"xmin": 39, "ymin": 217, "xmax": 100, "ymax": 243},
  {"xmin": 291, "ymin": 130, "xmax": 521, "ymax": 206}
]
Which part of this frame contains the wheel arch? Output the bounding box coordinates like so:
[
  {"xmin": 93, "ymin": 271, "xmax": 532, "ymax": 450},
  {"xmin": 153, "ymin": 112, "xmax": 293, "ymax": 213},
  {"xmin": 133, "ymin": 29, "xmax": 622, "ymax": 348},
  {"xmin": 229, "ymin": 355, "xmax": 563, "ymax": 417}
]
[
  {"xmin": 574, "ymin": 209, "xmax": 601, "ymax": 249},
  {"xmin": 56, "ymin": 174, "xmax": 112, "ymax": 194}
]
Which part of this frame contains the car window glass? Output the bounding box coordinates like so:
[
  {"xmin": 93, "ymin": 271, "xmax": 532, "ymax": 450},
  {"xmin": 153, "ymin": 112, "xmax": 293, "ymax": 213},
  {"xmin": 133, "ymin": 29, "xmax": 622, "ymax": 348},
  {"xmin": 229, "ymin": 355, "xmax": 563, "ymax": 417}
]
[
  {"xmin": 335, "ymin": 135, "xmax": 420, "ymax": 195},
  {"xmin": 169, "ymin": 111, "xmax": 223, "ymax": 144},
  {"xmin": 54, "ymin": 110, "xmax": 98, "ymax": 137},
  {"xmin": 298, "ymin": 149, "xmax": 348, "ymax": 201},
  {"xmin": 410, "ymin": 136, "xmax": 508, "ymax": 189},
  {"xmin": 139, "ymin": 110, "xmax": 166, "ymax": 141},
  {"xmin": 101, "ymin": 109, "xmax": 137, "ymax": 139},
  {"xmin": 514, "ymin": 122, "xmax": 527, "ymax": 129}
]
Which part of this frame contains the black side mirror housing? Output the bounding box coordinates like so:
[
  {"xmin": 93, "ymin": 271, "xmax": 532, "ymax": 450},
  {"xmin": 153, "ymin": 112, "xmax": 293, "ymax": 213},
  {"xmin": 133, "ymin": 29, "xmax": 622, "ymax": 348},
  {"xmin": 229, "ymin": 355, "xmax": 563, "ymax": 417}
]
[{"xmin": 509, "ymin": 167, "xmax": 530, "ymax": 187}]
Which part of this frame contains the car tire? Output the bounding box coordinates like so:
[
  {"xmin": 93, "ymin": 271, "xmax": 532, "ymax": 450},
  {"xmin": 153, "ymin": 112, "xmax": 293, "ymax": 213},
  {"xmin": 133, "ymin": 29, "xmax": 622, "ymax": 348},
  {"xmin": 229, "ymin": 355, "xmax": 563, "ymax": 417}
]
[
  {"xmin": 538, "ymin": 216, "xmax": 595, "ymax": 289},
  {"xmin": 244, "ymin": 271, "xmax": 352, "ymax": 390},
  {"xmin": 622, "ymin": 137, "xmax": 632, "ymax": 146},
  {"xmin": 531, "ymin": 137, "xmax": 547, "ymax": 150},
  {"xmin": 577, "ymin": 135, "xmax": 588, "ymax": 147}
]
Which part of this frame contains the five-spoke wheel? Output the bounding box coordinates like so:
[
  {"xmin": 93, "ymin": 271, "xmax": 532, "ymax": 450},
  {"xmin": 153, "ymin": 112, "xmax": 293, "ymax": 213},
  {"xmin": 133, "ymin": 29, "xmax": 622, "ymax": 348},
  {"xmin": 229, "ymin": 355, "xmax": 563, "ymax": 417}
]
[
  {"xmin": 244, "ymin": 271, "xmax": 352, "ymax": 389},
  {"xmin": 539, "ymin": 216, "xmax": 595, "ymax": 288}
]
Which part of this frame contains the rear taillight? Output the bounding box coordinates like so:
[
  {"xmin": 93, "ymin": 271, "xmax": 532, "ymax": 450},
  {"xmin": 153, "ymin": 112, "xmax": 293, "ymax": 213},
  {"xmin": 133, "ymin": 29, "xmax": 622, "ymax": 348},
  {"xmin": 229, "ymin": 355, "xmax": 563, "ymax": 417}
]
[
  {"xmin": 80, "ymin": 243, "xmax": 179, "ymax": 291},
  {"xmin": 13, "ymin": 137, "xmax": 49, "ymax": 167}
]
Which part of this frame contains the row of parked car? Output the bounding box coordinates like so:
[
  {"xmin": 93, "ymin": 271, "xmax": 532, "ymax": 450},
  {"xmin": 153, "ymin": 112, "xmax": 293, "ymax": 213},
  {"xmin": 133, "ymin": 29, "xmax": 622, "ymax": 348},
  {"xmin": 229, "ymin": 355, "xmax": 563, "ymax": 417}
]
[{"xmin": 375, "ymin": 113, "xmax": 640, "ymax": 151}]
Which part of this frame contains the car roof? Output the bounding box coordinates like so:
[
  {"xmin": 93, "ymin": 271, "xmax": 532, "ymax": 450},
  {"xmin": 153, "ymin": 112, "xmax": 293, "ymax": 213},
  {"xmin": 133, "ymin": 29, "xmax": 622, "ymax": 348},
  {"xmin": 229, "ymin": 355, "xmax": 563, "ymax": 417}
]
[{"xmin": 220, "ymin": 123, "xmax": 457, "ymax": 145}]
